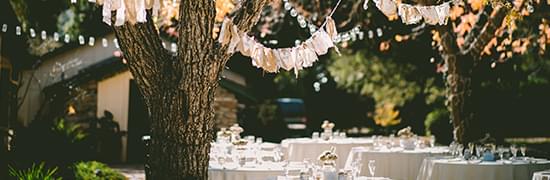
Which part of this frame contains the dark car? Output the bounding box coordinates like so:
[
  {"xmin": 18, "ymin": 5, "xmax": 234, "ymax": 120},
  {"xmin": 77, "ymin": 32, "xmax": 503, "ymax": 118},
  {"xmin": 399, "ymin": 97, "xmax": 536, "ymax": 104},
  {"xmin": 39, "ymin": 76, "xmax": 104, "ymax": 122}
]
[{"xmin": 275, "ymin": 98, "xmax": 310, "ymax": 138}]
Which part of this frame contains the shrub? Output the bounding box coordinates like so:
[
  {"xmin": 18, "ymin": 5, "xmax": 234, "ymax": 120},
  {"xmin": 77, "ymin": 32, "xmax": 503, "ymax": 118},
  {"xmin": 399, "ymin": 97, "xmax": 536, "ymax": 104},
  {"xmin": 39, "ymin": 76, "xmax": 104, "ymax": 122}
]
[
  {"xmin": 8, "ymin": 162, "xmax": 62, "ymax": 180},
  {"xmin": 73, "ymin": 161, "xmax": 125, "ymax": 180}
]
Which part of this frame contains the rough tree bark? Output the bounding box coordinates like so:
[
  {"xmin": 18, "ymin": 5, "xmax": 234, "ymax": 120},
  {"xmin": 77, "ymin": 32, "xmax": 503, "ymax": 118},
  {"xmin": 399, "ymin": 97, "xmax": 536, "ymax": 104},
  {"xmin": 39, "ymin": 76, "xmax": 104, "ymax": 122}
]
[
  {"xmin": 437, "ymin": 5, "xmax": 510, "ymax": 143},
  {"xmin": 111, "ymin": 0, "xmax": 267, "ymax": 179}
]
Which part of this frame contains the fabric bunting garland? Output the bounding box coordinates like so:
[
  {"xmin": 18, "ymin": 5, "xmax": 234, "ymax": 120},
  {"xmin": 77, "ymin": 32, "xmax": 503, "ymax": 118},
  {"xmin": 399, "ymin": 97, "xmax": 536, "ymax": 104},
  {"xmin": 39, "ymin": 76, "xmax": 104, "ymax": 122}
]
[
  {"xmin": 218, "ymin": 17, "xmax": 339, "ymax": 77},
  {"xmin": 98, "ymin": 0, "xmax": 161, "ymax": 26},
  {"xmin": 366, "ymin": 0, "xmax": 451, "ymax": 25}
]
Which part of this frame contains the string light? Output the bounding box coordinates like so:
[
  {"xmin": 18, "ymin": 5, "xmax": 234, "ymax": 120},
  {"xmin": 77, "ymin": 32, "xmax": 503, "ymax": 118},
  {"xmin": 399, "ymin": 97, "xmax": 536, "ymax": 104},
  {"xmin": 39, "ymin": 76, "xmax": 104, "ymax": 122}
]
[
  {"xmin": 88, "ymin": 37, "xmax": 95, "ymax": 46},
  {"xmin": 53, "ymin": 32, "xmax": 60, "ymax": 41},
  {"xmin": 41, "ymin": 30, "xmax": 47, "ymax": 40},
  {"xmin": 1, "ymin": 24, "xmax": 7, "ymax": 32},
  {"xmin": 171, "ymin": 43, "xmax": 177, "ymax": 53},
  {"xmin": 15, "ymin": 26, "xmax": 21, "ymax": 36},
  {"xmin": 29, "ymin": 28, "xmax": 36, "ymax": 38},
  {"xmin": 102, "ymin": 38, "xmax": 108, "ymax": 47},
  {"xmin": 64, "ymin": 34, "xmax": 71, "ymax": 43},
  {"xmin": 78, "ymin": 35, "xmax": 85, "ymax": 45},
  {"xmin": 113, "ymin": 38, "xmax": 119, "ymax": 48}
]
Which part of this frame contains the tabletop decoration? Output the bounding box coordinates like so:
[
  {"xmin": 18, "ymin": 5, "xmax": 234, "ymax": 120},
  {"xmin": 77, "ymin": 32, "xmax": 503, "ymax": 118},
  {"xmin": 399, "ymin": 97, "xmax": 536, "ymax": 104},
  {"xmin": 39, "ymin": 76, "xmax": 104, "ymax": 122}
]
[
  {"xmin": 321, "ymin": 120, "xmax": 336, "ymax": 141},
  {"xmin": 216, "ymin": 127, "xmax": 232, "ymax": 143},
  {"xmin": 319, "ymin": 147, "xmax": 338, "ymax": 180},
  {"xmin": 229, "ymin": 123, "xmax": 244, "ymax": 142},
  {"xmin": 397, "ymin": 126, "xmax": 417, "ymax": 150}
]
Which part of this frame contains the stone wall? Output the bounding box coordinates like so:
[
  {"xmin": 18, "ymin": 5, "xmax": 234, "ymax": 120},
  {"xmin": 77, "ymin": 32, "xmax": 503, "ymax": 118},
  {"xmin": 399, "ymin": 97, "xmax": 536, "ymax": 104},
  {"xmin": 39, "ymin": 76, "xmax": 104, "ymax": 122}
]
[{"xmin": 213, "ymin": 87, "xmax": 238, "ymax": 129}]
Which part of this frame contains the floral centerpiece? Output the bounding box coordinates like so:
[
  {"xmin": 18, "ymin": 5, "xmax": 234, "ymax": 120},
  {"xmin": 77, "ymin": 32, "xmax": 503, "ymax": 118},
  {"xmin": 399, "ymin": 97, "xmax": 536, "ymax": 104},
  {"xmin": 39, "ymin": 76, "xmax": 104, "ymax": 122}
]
[
  {"xmin": 321, "ymin": 120, "xmax": 335, "ymax": 141},
  {"xmin": 318, "ymin": 147, "xmax": 338, "ymax": 179},
  {"xmin": 216, "ymin": 127, "xmax": 232, "ymax": 143},
  {"xmin": 397, "ymin": 126, "xmax": 417, "ymax": 150},
  {"xmin": 229, "ymin": 124, "xmax": 244, "ymax": 142}
]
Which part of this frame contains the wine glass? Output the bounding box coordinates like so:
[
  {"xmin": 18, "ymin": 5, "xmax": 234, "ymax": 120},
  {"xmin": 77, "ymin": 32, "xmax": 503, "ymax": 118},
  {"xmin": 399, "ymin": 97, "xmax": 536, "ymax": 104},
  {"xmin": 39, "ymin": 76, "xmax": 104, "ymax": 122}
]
[
  {"xmin": 475, "ymin": 145, "xmax": 484, "ymax": 159},
  {"xmin": 282, "ymin": 160, "xmax": 290, "ymax": 177},
  {"xmin": 520, "ymin": 145, "xmax": 527, "ymax": 158},
  {"xmin": 429, "ymin": 135, "xmax": 436, "ymax": 148},
  {"xmin": 497, "ymin": 146, "xmax": 507, "ymax": 163},
  {"xmin": 510, "ymin": 144, "xmax": 518, "ymax": 160},
  {"xmin": 312, "ymin": 132, "xmax": 320, "ymax": 140},
  {"xmin": 351, "ymin": 151, "xmax": 363, "ymax": 177},
  {"xmin": 217, "ymin": 153, "xmax": 226, "ymax": 169},
  {"xmin": 368, "ymin": 160, "xmax": 376, "ymax": 177}
]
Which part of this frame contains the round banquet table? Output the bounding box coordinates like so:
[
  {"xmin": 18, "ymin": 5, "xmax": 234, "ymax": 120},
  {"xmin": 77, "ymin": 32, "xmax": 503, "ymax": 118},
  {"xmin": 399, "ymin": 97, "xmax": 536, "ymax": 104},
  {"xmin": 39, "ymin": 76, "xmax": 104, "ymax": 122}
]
[
  {"xmin": 345, "ymin": 146, "xmax": 448, "ymax": 180},
  {"xmin": 281, "ymin": 138, "xmax": 373, "ymax": 169},
  {"xmin": 417, "ymin": 157, "xmax": 550, "ymax": 180},
  {"xmin": 532, "ymin": 169, "xmax": 550, "ymax": 180},
  {"xmin": 208, "ymin": 162, "xmax": 301, "ymax": 180},
  {"xmin": 276, "ymin": 176, "xmax": 393, "ymax": 180}
]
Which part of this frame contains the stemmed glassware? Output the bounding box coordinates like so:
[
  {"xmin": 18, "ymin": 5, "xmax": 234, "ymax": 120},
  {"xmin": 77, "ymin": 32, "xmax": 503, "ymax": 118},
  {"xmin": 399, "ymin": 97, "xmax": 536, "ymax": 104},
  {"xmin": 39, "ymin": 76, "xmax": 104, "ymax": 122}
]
[
  {"xmin": 312, "ymin": 132, "xmax": 320, "ymax": 140},
  {"xmin": 520, "ymin": 145, "xmax": 527, "ymax": 159},
  {"xmin": 368, "ymin": 160, "xmax": 376, "ymax": 177},
  {"xmin": 429, "ymin": 135, "xmax": 436, "ymax": 148},
  {"xmin": 351, "ymin": 151, "xmax": 363, "ymax": 178},
  {"xmin": 282, "ymin": 160, "xmax": 290, "ymax": 177},
  {"xmin": 497, "ymin": 146, "xmax": 507, "ymax": 163},
  {"xmin": 475, "ymin": 145, "xmax": 484, "ymax": 159},
  {"xmin": 510, "ymin": 144, "xmax": 518, "ymax": 160}
]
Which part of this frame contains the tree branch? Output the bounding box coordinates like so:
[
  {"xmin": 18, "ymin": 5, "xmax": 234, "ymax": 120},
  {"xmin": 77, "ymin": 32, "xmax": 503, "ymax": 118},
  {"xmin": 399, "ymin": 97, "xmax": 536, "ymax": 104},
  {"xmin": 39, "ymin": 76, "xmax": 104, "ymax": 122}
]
[
  {"xmin": 462, "ymin": 5, "xmax": 493, "ymax": 51},
  {"xmin": 112, "ymin": 10, "xmax": 171, "ymax": 96},
  {"xmin": 437, "ymin": 22, "xmax": 460, "ymax": 55},
  {"xmin": 233, "ymin": 0, "xmax": 270, "ymax": 33},
  {"xmin": 215, "ymin": 0, "xmax": 269, "ymax": 71},
  {"xmin": 466, "ymin": 5, "xmax": 510, "ymax": 61}
]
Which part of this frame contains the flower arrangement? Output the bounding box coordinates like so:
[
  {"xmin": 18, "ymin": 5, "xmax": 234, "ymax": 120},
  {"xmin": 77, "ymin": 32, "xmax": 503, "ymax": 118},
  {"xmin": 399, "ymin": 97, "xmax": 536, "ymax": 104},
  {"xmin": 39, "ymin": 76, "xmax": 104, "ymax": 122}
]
[
  {"xmin": 318, "ymin": 147, "xmax": 338, "ymax": 162},
  {"xmin": 397, "ymin": 126, "xmax": 415, "ymax": 138}
]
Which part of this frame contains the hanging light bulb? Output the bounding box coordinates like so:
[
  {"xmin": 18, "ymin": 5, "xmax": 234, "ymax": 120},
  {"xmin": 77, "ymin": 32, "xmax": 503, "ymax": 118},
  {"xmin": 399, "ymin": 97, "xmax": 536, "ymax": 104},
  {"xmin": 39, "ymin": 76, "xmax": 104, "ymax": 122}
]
[
  {"xmin": 41, "ymin": 30, "xmax": 47, "ymax": 40},
  {"xmin": 309, "ymin": 24, "xmax": 317, "ymax": 34},
  {"xmin": 363, "ymin": 0, "xmax": 369, "ymax": 10},
  {"xmin": 15, "ymin": 26, "xmax": 21, "ymax": 36},
  {"xmin": 29, "ymin": 28, "xmax": 36, "ymax": 38},
  {"xmin": 53, "ymin": 32, "xmax": 60, "ymax": 41},
  {"xmin": 102, "ymin": 38, "xmax": 108, "ymax": 47},
  {"xmin": 368, "ymin": 30, "xmax": 374, "ymax": 39},
  {"xmin": 358, "ymin": 31, "xmax": 365, "ymax": 40},
  {"xmin": 342, "ymin": 33, "xmax": 351, "ymax": 42},
  {"xmin": 376, "ymin": 28, "xmax": 383, "ymax": 37},
  {"xmin": 527, "ymin": 4, "xmax": 534, "ymax": 13},
  {"xmin": 88, "ymin": 37, "xmax": 95, "ymax": 46},
  {"xmin": 78, "ymin": 35, "xmax": 85, "ymax": 45},
  {"xmin": 64, "ymin": 34, "xmax": 71, "ymax": 43},
  {"xmin": 71, "ymin": 0, "xmax": 77, "ymax": 3},
  {"xmin": 491, "ymin": 62, "xmax": 497, "ymax": 69},
  {"xmin": 171, "ymin": 43, "xmax": 177, "ymax": 53},
  {"xmin": 1, "ymin": 24, "xmax": 7, "ymax": 32},
  {"xmin": 113, "ymin": 38, "xmax": 119, "ymax": 48},
  {"xmin": 290, "ymin": 9, "xmax": 298, "ymax": 17},
  {"xmin": 284, "ymin": 2, "xmax": 292, "ymax": 10}
]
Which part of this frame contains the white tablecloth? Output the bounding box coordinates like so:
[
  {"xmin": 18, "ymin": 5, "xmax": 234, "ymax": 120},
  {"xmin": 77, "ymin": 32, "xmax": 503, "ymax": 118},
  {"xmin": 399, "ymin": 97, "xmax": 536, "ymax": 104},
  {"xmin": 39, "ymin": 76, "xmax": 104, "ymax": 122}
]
[
  {"xmin": 208, "ymin": 162, "xmax": 301, "ymax": 180},
  {"xmin": 345, "ymin": 146, "xmax": 448, "ymax": 180},
  {"xmin": 533, "ymin": 170, "xmax": 550, "ymax": 180},
  {"xmin": 281, "ymin": 138, "xmax": 373, "ymax": 169},
  {"xmin": 417, "ymin": 157, "xmax": 550, "ymax": 180},
  {"xmin": 275, "ymin": 176, "xmax": 393, "ymax": 180}
]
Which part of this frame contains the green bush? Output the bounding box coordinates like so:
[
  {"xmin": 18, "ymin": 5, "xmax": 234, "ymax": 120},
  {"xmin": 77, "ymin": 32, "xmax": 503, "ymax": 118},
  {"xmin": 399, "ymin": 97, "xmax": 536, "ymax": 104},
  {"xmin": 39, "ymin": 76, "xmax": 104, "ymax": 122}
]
[
  {"xmin": 8, "ymin": 162, "xmax": 62, "ymax": 180},
  {"xmin": 73, "ymin": 161, "xmax": 125, "ymax": 180}
]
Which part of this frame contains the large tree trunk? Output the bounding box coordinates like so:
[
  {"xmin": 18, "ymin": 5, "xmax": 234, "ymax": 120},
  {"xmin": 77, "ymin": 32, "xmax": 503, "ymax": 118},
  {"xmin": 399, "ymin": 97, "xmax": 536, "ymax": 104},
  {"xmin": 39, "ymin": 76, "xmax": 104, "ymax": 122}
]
[
  {"xmin": 437, "ymin": 5, "xmax": 509, "ymax": 144},
  {"xmin": 111, "ymin": 0, "xmax": 267, "ymax": 179}
]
